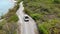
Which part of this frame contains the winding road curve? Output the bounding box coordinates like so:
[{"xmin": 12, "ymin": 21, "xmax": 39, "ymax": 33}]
[{"xmin": 16, "ymin": 1, "xmax": 38, "ymax": 34}]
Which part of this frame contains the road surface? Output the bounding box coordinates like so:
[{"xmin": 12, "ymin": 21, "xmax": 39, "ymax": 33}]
[{"xmin": 16, "ymin": 1, "xmax": 38, "ymax": 34}]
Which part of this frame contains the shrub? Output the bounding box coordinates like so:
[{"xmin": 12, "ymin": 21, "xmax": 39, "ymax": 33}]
[
  {"xmin": 30, "ymin": 13, "xmax": 41, "ymax": 20},
  {"xmin": 7, "ymin": 14, "xmax": 19, "ymax": 22},
  {"xmin": 38, "ymin": 24, "xmax": 49, "ymax": 34},
  {"xmin": 54, "ymin": 0, "xmax": 60, "ymax": 4}
]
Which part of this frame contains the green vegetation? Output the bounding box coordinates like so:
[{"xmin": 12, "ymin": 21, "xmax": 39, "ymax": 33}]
[
  {"xmin": 54, "ymin": 0, "xmax": 60, "ymax": 4},
  {"xmin": 22, "ymin": 0, "xmax": 60, "ymax": 34}
]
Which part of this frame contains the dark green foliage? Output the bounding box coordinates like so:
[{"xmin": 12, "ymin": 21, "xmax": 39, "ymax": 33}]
[{"xmin": 54, "ymin": 0, "xmax": 60, "ymax": 4}]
